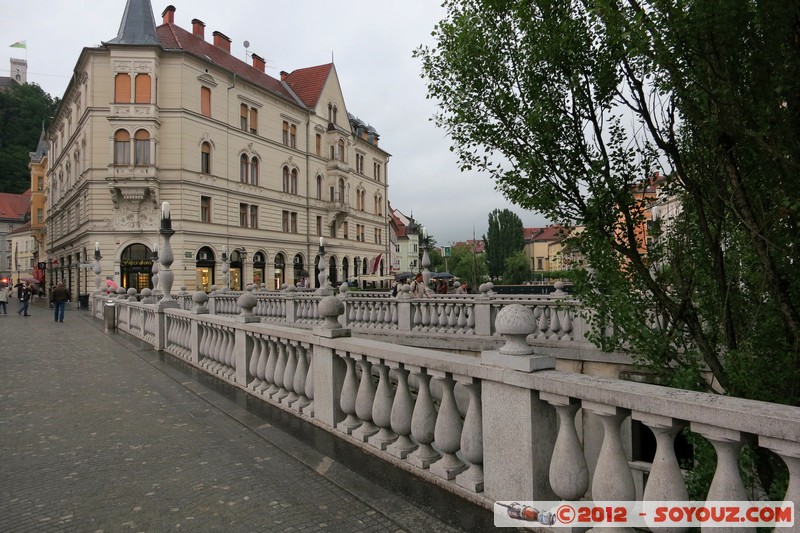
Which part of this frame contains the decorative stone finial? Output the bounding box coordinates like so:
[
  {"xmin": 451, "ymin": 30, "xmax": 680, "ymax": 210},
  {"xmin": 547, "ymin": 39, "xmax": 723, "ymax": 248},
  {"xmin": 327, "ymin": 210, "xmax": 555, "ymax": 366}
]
[
  {"xmin": 236, "ymin": 291, "xmax": 259, "ymax": 323},
  {"xmin": 315, "ymin": 294, "xmax": 350, "ymax": 338},
  {"xmin": 191, "ymin": 290, "xmax": 209, "ymax": 314},
  {"xmin": 496, "ymin": 304, "xmax": 535, "ymax": 355}
]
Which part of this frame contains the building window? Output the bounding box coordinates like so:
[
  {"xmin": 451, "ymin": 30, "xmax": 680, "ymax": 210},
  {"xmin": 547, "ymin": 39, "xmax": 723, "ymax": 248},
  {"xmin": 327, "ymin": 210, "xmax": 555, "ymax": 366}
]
[
  {"xmin": 328, "ymin": 103, "xmax": 338, "ymax": 124},
  {"xmin": 250, "ymin": 158, "xmax": 259, "ymax": 186},
  {"xmin": 374, "ymin": 194, "xmax": 383, "ymax": 216},
  {"xmin": 240, "ymin": 154, "xmax": 248, "ymax": 183},
  {"xmin": 37, "ymin": 208, "xmax": 43, "ymax": 224},
  {"xmin": 282, "ymin": 166, "xmax": 290, "ymax": 193},
  {"xmin": 134, "ymin": 73, "xmax": 151, "ymax": 103},
  {"xmin": 282, "ymin": 210, "xmax": 298, "ymax": 233},
  {"xmin": 291, "ymin": 212, "xmax": 298, "ymax": 233},
  {"xmin": 343, "ymin": 221, "xmax": 349, "ymax": 239},
  {"xmin": 316, "ymin": 175, "xmax": 323, "ymax": 199},
  {"xmin": 240, "ymin": 104, "xmax": 248, "ymax": 130},
  {"xmin": 201, "ymin": 86, "xmax": 211, "ymax": 117},
  {"xmin": 316, "ymin": 216, "xmax": 322, "ymax": 236},
  {"xmin": 291, "ymin": 168, "xmax": 298, "ymax": 194},
  {"xmin": 356, "ymin": 153, "xmax": 364, "ymax": 174},
  {"xmin": 114, "ymin": 73, "xmax": 131, "ymax": 103},
  {"xmin": 337, "ymin": 139, "xmax": 345, "ymax": 162},
  {"xmin": 374, "ymin": 162, "xmax": 382, "ymax": 181},
  {"xmin": 250, "ymin": 205, "xmax": 258, "ymax": 229},
  {"xmin": 37, "ymin": 177, "xmax": 43, "ymax": 191},
  {"xmin": 282, "ymin": 121, "xmax": 289, "ymax": 146},
  {"xmin": 201, "ymin": 196, "xmax": 211, "ymax": 222},
  {"xmin": 240, "ymin": 203, "xmax": 248, "ymax": 227},
  {"xmin": 114, "ymin": 130, "xmax": 131, "ymax": 165},
  {"xmin": 201, "ymin": 142, "xmax": 211, "ymax": 174},
  {"xmin": 290, "ymin": 124, "xmax": 297, "ymax": 148},
  {"xmin": 375, "ymin": 228, "xmax": 382, "ymax": 244},
  {"xmin": 134, "ymin": 129, "xmax": 150, "ymax": 165},
  {"xmin": 537, "ymin": 257, "xmax": 544, "ymax": 270},
  {"xmin": 249, "ymin": 108, "xmax": 258, "ymax": 134},
  {"xmin": 315, "ymin": 134, "xmax": 321, "ymax": 156}
]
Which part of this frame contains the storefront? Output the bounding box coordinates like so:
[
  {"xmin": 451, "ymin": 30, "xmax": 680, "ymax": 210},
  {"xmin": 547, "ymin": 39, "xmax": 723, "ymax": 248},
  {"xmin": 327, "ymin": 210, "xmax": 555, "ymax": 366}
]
[
  {"xmin": 195, "ymin": 246, "xmax": 216, "ymax": 292},
  {"xmin": 252, "ymin": 251, "xmax": 266, "ymax": 287},
  {"xmin": 120, "ymin": 243, "xmax": 154, "ymax": 292}
]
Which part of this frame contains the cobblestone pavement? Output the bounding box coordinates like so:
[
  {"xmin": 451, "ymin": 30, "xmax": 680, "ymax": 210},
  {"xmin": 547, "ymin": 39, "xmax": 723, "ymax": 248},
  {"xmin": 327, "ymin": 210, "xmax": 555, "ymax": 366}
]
[{"xmin": 0, "ymin": 299, "xmax": 495, "ymax": 532}]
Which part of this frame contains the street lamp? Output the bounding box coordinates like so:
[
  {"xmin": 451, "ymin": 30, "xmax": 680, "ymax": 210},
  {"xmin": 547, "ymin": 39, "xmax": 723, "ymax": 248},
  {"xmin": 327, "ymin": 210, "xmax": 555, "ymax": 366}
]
[
  {"xmin": 221, "ymin": 245, "xmax": 229, "ymax": 291},
  {"xmin": 240, "ymin": 248, "xmax": 248, "ymax": 289},
  {"xmin": 151, "ymin": 241, "xmax": 160, "ymax": 292}
]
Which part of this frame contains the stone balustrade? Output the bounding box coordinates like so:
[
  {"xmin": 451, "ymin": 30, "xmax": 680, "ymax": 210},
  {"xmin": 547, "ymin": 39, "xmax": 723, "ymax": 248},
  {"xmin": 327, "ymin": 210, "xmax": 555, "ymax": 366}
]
[{"xmin": 91, "ymin": 293, "xmax": 800, "ymax": 528}]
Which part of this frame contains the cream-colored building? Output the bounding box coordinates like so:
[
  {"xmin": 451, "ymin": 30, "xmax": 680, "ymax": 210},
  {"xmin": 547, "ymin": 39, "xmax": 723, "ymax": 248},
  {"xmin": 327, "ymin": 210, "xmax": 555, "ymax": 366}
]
[{"xmin": 45, "ymin": 1, "xmax": 390, "ymax": 295}]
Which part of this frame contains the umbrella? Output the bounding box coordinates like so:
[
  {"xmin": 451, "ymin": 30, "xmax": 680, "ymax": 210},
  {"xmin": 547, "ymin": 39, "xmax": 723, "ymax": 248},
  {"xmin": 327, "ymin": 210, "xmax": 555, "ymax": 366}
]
[
  {"xmin": 394, "ymin": 272, "xmax": 414, "ymax": 282},
  {"xmin": 104, "ymin": 279, "xmax": 119, "ymax": 289},
  {"xmin": 20, "ymin": 277, "xmax": 40, "ymax": 285},
  {"xmin": 432, "ymin": 272, "xmax": 454, "ymax": 279}
]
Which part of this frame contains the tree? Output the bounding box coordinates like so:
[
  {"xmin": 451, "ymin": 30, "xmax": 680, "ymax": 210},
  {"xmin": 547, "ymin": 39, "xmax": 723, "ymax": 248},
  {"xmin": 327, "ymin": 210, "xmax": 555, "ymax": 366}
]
[
  {"xmin": 0, "ymin": 83, "xmax": 58, "ymax": 193},
  {"xmin": 417, "ymin": 0, "xmax": 800, "ymax": 495},
  {"xmin": 483, "ymin": 208, "xmax": 525, "ymax": 279},
  {"xmin": 502, "ymin": 251, "xmax": 531, "ymax": 285},
  {"xmin": 449, "ymin": 243, "xmax": 488, "ymax": 290}
]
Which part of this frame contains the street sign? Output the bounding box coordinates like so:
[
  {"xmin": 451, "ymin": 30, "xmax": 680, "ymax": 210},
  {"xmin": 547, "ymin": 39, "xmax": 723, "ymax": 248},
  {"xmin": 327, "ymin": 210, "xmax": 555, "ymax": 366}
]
[{"xmin": 443, "ymin": 246, "xmax": 451, "ymax": 257}]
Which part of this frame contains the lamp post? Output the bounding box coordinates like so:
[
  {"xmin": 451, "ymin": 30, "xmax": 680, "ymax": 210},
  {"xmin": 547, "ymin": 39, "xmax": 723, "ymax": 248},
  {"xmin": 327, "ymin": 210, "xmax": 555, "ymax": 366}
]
[
  {"xmin": 151, "ymin": 241, "xmax": 160, "ymax": 293},
  {"xmin": 93, "ymin": 241, "xmax": 103, "ymax": 294},
  {"xmin": 158, "ymin": 201, "xmax": 178, "ymax": 307},
  {"xmin": 354, "ymin": 256, "xmax": 361, "ymax": 290},
  {"xmin": 316, "ymin": 237, "xmax": 330, "ymax": 295},
  {"xmin": 240, "ymin": 248, "xmax": 247, "ymax": 289},
  {"xmin": 221, "ymin": 245, "xmax": 229, "ymax": 291}
]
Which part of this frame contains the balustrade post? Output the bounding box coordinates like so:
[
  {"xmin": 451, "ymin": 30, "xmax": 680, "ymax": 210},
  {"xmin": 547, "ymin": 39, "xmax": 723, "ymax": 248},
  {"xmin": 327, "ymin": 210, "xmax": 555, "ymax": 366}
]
[
  {"xmin": 407, "ymin": 367, "xmax": 441, "ymax": 469},
  {"xmin": 691, "ymin": 423, "xmax": 752, "ymax": 495},
  {"xmin": 482, "ymin": 304, "xmax": 554, "ymax": 372},
  {"xmin": 633, "ymin": 413, "xmax": 688, "ymax": 506},
  {"xmin": 386, "ymin": 362, "xmax": 417, "ymax": 459},
  {"xmin": 430, "ymin": 371, "xmax": 467, "ymax": 480},
  {"xmin": 367, "ymin": 359, "xmax": 397, "ymax": 450},
  {"xmin": 233, "ymin": 328, "xmax": 252, "ymax": 385},
  {"xmin": 759, "ymin": 436, "xmax": 800, "ymax": 507},
  {"xmin": 455, "ymin": 377, "xmax": 484, "ymax": 493},
  {"xmin": 351, "ymin": 357, "xmax": 379, "ymax": 441},
  {"xmin": 541, "ymin": 393, "xmax": 589, "ymax": 501},
  {"xmin": 336, "ymin": 354, "xmax": 362, "ymax": 434},
  {"xmin": 582, "ymin": 402, "xmax": 636, "ymax": 505}
]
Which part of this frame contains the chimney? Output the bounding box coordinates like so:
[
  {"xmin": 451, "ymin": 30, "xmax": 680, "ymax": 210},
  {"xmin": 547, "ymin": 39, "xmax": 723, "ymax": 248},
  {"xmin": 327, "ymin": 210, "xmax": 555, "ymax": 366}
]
[
  {"xmin": 162, "ymin": 5, "xmax": 175, "ymax": 24},
  {"xmin": 280, "ymin": 71, "xmax": 289, "ymax": 81},
  {"xmin": 192, "ymin": 19, "xmax": 205, "ymax": 40},
  {"xmin": 252, "ymin": 53, "xmax": 266, "ymax": 73},
  {"xmin": 213, "ymin": 31, "xmax": 231, "ymax": 53}
]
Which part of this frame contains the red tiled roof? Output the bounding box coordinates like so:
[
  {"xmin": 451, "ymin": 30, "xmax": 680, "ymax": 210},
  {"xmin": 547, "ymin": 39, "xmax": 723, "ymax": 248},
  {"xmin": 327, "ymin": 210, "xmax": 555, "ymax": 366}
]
[
  {"xmin": 8, "ymin": 220, "xmax": 31, "ymax": 235},
  {"xmin": 155, "ymin": 23, "xmax": 298, "ymax": 104},
  {"xmin": 0, "ymin": 191, "xmax": 31, "ymax": 221},
  {"xmin": 454, "ymin": 240, "xmax": 485, "ymax": 254},
  {"xmin": 283, "ymin": 64, "xmax": 333, "ymax": 109},
  {"xmin": 524, "ymin": 225, "xmax": 569, "ymax": 242}
]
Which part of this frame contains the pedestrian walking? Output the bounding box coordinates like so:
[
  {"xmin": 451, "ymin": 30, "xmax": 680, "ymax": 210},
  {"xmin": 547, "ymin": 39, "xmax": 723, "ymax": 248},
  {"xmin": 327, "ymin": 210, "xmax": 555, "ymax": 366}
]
[
  {"xmin": 0, "ymin": 284, "xmax": 8, "ymax": 315},
  {"xmin": 17, "ymin": 284, "xmax": 31, "ymax": 316},
  {"xmin": 410, "ymin": 273, "xmax": 429, "ymax": 298},
  {"xmin": 453, "ymin": 281, "xmax": 467, "ymax": 295},
  {"xmin": 50, "ymin": 282, "xmax": 71, "ymax": 322}
]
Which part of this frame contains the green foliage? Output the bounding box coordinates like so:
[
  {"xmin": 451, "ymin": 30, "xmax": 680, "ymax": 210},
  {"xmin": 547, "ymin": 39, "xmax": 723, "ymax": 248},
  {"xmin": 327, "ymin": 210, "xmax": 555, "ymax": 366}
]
[
  {"xmin": 483, "ymin": 208, "xmax": 525, "ymax": 278},
  {"xmin": 0, "ymin": 83, "xmax": 57, "ymax": 193},
  {"xmin": 448, "ymin": 243, "xmax": 488, "ymax": 289},
  {"xmin": 502, "ymin": 251, "xmax": 531, "ymax": 285},
  {"xmin": 417, "ymin": 0, "xmax": 800, "ymax": 496}
]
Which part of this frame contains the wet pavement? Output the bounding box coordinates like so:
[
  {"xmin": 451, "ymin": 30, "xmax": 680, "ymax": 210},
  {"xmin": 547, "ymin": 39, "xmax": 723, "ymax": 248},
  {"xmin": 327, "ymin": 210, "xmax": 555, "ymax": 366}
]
[{"xmin": 0, "ymin": 298, "xmax": 496, "ymax": 532}]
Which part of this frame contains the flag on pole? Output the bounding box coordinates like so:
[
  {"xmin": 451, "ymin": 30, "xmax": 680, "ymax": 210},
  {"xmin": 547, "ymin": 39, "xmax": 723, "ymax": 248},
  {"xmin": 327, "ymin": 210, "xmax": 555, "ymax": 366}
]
[
  {"xmin": 370, "ymin": 254, "xmax": 382, "ymax": 274},
  {"xmin": 9, "ymin": 41, "xmax": 27, "ymax": 49}
]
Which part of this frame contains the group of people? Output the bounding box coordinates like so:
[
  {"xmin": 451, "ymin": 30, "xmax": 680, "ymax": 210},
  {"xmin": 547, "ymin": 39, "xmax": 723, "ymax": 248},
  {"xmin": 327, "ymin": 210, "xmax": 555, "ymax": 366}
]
[
  {"xmin": 0, "ymin": 281, "xmax": 71, "ymax": 321},
  {"xmin": 391, "ymin": 273, "xmax": 470, "ymax": 298}
]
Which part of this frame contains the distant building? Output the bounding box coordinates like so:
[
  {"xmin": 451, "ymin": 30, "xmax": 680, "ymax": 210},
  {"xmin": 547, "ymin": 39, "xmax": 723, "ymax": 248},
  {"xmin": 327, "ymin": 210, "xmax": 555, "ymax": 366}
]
[
  {"xmin": 0, "ymin": 190, "xmax": 31, "ymax": 283},
  {"xmin": 389, "ymin": 206, "xmax": 420, "ymax": 273},
  {"xmin": 44, "ymin": 1, "xmax": 390, "ymax": 295},
  {"xmin": 0, "ymin": 58, "xmax": 27, "ymax": 91},
  {"xmin": 524, "ymin": 225, "xmax": 583, "ymax": 273}
]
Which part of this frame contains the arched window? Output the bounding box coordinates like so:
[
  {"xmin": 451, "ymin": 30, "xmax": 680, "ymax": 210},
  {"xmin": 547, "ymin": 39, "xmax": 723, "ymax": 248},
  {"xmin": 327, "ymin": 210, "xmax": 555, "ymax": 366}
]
[
  {"xmin": 316, "ymin": 175, "xmax": 323, "ymax": 199},
  {"xmin": 114, "ymin": 73, "xmax": 131, "ymax": 103},
  {"xmin": 134, "ymin": 73, "xmax": 151, "ymax": 103},
  {"xmin": 250, "ymin": 158, "xmax": 259, "ymax": 186},
  {"xmin": 290, "ymin": 168, "xmax": 298, "ymax": 195},
  {"xmin": 201, "ymin": 142, "xmax": 211, "ymax": 174},
  {"xmin": 337, "ymin": 139, "xmax": 345, "ymax": 162},
  {"xmin": 338, "ymin": 178, "xmax": 346, "ymax": 204},
  {"xmin": 134, "ymin": 129, "xmax": 150, "ymax": 165},
  {"xmin": 282, "ymin": 166, "xmax": 290, "ymax": 193},
  {"xmin": 114, "ymin": 130, "xmax": 131, "ymax": 165},
  {"xmin": 240, "ymin": 154, "xmax": 248, "ymax": 183}
]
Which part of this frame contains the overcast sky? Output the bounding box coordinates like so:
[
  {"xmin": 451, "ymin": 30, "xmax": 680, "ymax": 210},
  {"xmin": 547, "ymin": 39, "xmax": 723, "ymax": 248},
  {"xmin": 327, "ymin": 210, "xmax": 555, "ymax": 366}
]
[{"xmin": 0, "ymin": 0, "xmax": 551, "ymax": 244}]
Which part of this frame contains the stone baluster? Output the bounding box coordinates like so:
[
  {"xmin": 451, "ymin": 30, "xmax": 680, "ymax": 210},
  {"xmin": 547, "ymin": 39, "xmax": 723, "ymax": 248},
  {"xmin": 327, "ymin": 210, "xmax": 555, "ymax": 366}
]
[
  {"xmin": 455, "ymin": 379, "xmax": 483, "ymax": 493},
  {"xmin": 407, "ymin": 367, "xmax": 441, "ymax": 469},
  {"xmin": 549, "ymin": 307, "xmax": 562, "ymax": 338},
  {"xmin": 412, "ymin": 302, "xmax": 422, "ymax": 329},
  {"xmin": 248, "ymin": 336, "xmax": 263, "ymax": 390},
  {"xmin": 582, "ymin": 402, "xmax": 636, "ymax": 505},
  {"xmin": 302, "ymin": 352, "xmax": 314, "ymax": 417},
  {"xmin": 254, "ymin": 337, "xmax": 269, "ymax": 393},
  {"xmin": 430, "ymin": 371, "xmax": 467, "ymax": 480},
  {"xmin": 634, "ymin": 413, "xmax": 688, "ymax": 508},
  {"xmin": 386, "ymin": 363, "xmax": 418, "ymax": 459},
  {"xmin": 272, "ymin": 341, "xmax": 288, "ymax": 401},
  {"xmin": 292, "ymin": 345, "xmax": 310, "ymax": 412},
  {"xmin": 541, "ymin": 393, "xmax": 589, "ymax": 501},
  {"xmin": 538, "ymin": 306, "xmax": 550, "ymax": 339},
  {"xmin": 336, "ymin": 354, "xmax": 362, "ymax": 434},
  {"xmin": 352, "ymin": 358, "xmax": 379, "ymax": 442},
  {"xmin": 759, "ymin": 436, "xmax": 800, "ymax": 508},
  {"xmin": 263, "ymin": 339, "xmax": 279, "ymax": 397},
  {"xmin": 367, "ymin": 360, "xmax": 397, "ymax": 450},
  {"xmin": 691, "ymin": 423, "xmax": 752, "ymax": 491},
  {"xmin": 281, "ymin": 343, "xmax": 298, "ymax": 407}
]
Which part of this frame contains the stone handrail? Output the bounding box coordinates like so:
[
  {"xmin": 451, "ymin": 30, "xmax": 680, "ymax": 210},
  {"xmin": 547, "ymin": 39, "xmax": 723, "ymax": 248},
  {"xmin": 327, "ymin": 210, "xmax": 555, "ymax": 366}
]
[{"xmin": 91, "ymin": 293, "xmax": 800, "ymax": 529}]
